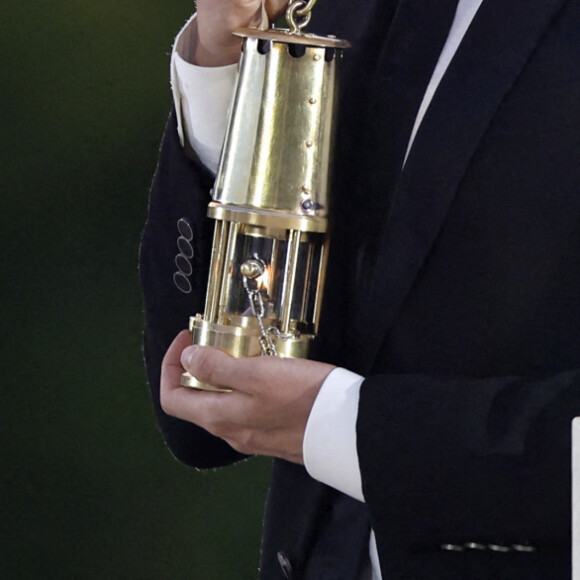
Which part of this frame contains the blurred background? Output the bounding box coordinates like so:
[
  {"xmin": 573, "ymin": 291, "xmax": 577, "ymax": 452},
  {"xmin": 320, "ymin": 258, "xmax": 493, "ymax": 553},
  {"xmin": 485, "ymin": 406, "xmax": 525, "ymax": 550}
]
[{"xmin": 1, "ymin": 0, "xmax": 271, "ymax": 577}]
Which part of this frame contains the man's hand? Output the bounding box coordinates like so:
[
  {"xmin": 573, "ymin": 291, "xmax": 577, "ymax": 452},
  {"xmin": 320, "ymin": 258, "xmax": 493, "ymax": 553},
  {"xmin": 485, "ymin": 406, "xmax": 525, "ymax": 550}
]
[
  {"xmin": 195, "ymin": 0, "xmax": 288, "ymax": 66},
  {"xmin": 160, "ymin": 330, "xmax": 335, "ymax": 464}
]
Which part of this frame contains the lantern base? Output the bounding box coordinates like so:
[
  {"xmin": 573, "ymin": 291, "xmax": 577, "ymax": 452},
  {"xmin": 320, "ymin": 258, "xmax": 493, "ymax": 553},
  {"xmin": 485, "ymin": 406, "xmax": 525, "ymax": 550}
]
[
  {"xmin": 180, "ymin": 371, "xmax": 232, "ymax": 392},
  {"xmin": 179, "ymin": 315, "xmax": 314, "ymax": 391}
]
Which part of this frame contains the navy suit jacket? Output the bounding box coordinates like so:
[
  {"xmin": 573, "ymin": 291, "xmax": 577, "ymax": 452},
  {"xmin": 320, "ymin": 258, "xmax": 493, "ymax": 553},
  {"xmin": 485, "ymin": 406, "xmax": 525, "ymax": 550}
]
[{"xmin": 141, "ymin": 0, "xmax": 580, "ymax": 577}]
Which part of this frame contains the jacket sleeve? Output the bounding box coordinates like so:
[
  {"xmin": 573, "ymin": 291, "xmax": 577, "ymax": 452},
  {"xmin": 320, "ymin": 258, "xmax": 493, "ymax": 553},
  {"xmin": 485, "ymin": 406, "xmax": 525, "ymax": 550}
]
[
  {"xmin": 356, "ymin": 368, "xmax": 578, "ymax": 571},
  {"xmin": 140, "ymin": 109, "xmax": 245, "ymax": 468}
]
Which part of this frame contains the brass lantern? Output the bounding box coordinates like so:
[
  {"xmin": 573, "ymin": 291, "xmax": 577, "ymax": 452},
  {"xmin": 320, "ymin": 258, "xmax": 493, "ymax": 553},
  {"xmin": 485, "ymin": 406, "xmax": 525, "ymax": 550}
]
[{"xmin": 182, "ymin": 6, "xmax": 349, "ymax": 391}]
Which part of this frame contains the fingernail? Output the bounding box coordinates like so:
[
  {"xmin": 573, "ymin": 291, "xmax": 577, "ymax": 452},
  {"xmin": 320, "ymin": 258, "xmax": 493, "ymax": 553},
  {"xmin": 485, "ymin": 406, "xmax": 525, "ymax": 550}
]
[{"xmin": 181, "ymin": 346, "xmax": 195, "ymax": 369}]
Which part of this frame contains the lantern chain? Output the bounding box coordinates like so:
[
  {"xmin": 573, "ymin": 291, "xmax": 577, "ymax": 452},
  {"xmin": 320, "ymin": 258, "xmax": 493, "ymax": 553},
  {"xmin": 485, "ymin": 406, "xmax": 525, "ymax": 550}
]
[{"xmin": 242, "ymin": 275, "xmax": 278, "ymax": 356}]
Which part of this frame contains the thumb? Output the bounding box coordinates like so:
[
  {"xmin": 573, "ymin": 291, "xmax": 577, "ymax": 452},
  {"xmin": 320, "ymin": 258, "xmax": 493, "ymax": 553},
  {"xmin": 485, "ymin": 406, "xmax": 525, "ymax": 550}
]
[{"xmin": 181, "ymin": 346, "xmax": 253, "ymax": 391}]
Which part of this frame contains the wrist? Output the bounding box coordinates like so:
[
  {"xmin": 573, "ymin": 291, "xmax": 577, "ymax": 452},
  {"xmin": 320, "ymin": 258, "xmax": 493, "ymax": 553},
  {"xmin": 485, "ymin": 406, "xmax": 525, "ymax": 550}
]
[{"xmin": 193, "ymin": 35, "xmax": 243, "ymax": 66}]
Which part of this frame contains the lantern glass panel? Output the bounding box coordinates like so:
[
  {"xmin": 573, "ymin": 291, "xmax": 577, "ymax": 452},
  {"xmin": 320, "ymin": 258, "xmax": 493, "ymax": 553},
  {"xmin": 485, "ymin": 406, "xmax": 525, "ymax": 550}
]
[
  {"xmin": 287, "ymin": 235, "xmax": 323, "ymax": 333},
  {"xmin": 224, "ymin": 232, "xmax": 278, "ymax": 321},
  {"xmin": 221, "ymin": 229, "xmax": 324, "ymax": 335}
]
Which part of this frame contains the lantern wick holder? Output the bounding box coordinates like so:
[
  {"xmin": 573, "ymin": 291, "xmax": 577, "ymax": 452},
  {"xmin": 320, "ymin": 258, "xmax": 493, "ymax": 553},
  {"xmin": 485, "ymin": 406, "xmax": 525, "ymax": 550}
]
[{"xmin": 180, "ymin": 8, "xmax": 350, "ymax": 391}]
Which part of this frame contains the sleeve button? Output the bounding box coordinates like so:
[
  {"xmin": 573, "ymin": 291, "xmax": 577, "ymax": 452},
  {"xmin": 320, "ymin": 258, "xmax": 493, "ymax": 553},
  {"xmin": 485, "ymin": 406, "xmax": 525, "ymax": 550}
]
[
  {"xmin": 441, "ymin": 544, "xmax": 464, "ymax": 552},
  {"xmin": 173, "ymin": 271, "xmax": 192, "ymax": 294},
  {"xmin": 488, "ymin": 544, "xmax": 511, "ymax": 553},
  {"xmin": 175, "ymin": 254, "xmax": 193, "ymax": 276},
  {"xmin": 177, "ymin": 218, "xmax": 194, "ymax": 241},
  {"xmin": 464, "ymin": 542, "xmax": 486, "ymax": 550},
  {"xmin": 276, "ymin": 551, "xmax": 292, "ymax": 579},
  {"xmin": 177, "ymin": 236, "xmax": 194, "ymax": 259},
  {"xmin": 512, "ymin": 544, "xmax": 536, "ymax": 553}
]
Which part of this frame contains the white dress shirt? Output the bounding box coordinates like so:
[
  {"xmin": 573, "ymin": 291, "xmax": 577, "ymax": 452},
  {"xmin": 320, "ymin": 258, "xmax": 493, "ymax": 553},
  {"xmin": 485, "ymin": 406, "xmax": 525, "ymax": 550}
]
[{"xmin": 171, "ymin": 1, "xmax": 484, "ymax": 577}]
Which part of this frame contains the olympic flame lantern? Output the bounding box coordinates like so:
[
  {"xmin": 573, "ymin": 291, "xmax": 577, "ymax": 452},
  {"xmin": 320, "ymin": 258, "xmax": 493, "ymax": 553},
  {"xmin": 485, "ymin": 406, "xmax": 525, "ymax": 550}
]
[{"xmin": 182, "ymin": 2, "xmax": 350, "ymax": 391}]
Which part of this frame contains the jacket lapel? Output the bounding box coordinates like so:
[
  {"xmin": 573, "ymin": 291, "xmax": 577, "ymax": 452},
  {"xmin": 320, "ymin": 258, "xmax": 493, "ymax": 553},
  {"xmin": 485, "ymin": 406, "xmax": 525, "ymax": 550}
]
[{"xmin": 351, "ymin": 0, "xmax": 569, "ymax": 375}]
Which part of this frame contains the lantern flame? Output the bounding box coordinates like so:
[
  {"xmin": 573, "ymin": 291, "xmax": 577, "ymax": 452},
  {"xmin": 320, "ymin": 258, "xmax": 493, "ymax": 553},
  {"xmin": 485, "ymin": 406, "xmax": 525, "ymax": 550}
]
[{"xmin": 256, "ymin": 265, "xmax": 271, "ymax": 295}]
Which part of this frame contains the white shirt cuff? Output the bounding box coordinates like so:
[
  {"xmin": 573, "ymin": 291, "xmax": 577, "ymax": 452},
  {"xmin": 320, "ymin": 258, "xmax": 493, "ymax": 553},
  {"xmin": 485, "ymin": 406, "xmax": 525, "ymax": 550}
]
[
  {"xmin": 303, "ymin": 367, "xmax": 365, "ymax": 502},
  {"xmin": 170, "ymin": 14, "xmax": 238, "ymax": 173}
]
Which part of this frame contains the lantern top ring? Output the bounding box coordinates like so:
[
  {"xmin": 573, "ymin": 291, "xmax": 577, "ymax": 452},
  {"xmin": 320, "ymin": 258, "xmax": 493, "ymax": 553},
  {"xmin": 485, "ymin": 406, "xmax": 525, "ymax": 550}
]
[{"xmin": 286, "ymin": 0, "xmax": 316, "ymax": 33}]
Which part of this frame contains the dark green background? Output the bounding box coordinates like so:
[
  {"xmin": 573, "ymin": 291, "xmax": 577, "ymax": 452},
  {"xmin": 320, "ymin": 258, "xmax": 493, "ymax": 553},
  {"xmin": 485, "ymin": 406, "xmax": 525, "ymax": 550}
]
[{"xmin": 1, "ymin": 1, "xmax": 271, "ymax": 577}]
